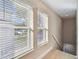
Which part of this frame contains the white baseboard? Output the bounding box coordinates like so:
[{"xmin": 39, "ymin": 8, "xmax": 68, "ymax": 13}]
[{"xmin": 37, "ymin": 47, "xmax": 53, "ymax": 59}]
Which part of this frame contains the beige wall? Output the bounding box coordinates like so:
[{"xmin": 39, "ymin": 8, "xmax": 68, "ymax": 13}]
[
  {"xmin": 14, "ymin": 0, "xmax": 62, "ymax": 59},
  {"xmin": 62, "ymin": 18, "xmax": 76, "ymax": 45}
]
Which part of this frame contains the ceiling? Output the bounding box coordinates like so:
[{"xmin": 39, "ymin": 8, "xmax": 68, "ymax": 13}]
[{"xmin": 41, "ymin": 0, "xmax": 77, "ymax": 18}]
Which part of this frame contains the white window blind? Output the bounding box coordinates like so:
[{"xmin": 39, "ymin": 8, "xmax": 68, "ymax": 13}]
[
  {"xmin": 0, "ymin": 0, "xmax": 4, "ymax": 20},
  {"xmin": 0, "ymin": 0, "xmax": 15, "ymax": 59},
  {"xmin": 0, "ymin": 21, "xmax": 15, "ymax": 59},
  {"xmin": 0, "ymin": 0, "xmax": 33, "ymax": 58}
]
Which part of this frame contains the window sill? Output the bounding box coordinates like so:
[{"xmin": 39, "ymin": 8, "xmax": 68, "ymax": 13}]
[
  {"xmin": 38, "ymin": 41, "xmax": 48, "ymax": 47},
  {"xmin": 14, "ymin": 47, "xmax": 33, "ymax": 59}
]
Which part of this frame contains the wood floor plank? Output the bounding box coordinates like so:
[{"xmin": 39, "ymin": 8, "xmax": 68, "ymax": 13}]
[{"xmin": 43, "ymin": 49, "xmax": 76, "ymax": 59}]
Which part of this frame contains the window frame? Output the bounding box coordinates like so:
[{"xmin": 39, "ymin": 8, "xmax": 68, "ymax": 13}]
[
  {"xmin": 12, "ymin": 2, "xmax": 34, "ymax": 58},
  {"xmin": 37, "ymin": 11, "xmax": 48, "ymax": 46},
  {"xmin": 1, "ymin": 0, "xmax": 34, "ymax": 58},
  {"xmin": 14, "ymin": 27, "xmax": 33, "ymax": 58}
]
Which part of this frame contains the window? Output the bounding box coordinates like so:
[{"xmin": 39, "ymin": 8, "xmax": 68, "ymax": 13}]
[
  {"xmin": 0, "ymin": 0, "xmax": 33, "ymax": 59},
  {"xmin": 37, "ymin": 11, "xmax": 48, "ymax": 46},
  {"xmin": 12, "ymin": 2, "xmax": 33, "ymax": 57}
]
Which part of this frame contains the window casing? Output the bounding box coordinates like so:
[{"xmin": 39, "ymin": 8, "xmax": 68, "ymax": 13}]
[{"xmin": 37, "ymin": 11, "xmax": 48, "ymax": 46}]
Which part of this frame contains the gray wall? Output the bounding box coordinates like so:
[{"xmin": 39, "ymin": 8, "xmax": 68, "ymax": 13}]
[{"xmin": 62, "ymin": 18, "xmax": 76, "ymax": 45}]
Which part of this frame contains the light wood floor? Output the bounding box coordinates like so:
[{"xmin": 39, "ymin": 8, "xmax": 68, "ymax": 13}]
[{"xmin": 43, "ymin": 49, "xmax": 76, "ymax": 59}]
